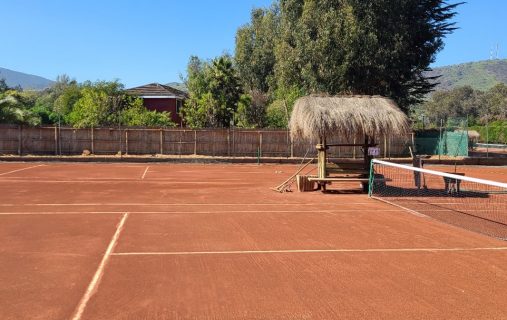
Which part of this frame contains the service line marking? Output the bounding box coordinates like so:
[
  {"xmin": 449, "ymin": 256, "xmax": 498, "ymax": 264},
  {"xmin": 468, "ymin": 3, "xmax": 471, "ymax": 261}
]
[
  {"xmin": 0, "ymin": 164, "xmax": 44, "ymax": 176},
  {"xmin": 141, "ymin": 166, "xmax": 150, "ymax": 180},
  {"xmin": 111, "ymin": 246, "xmax": 507, "ymax": 257},
  {"xmin": 71, "ymin": 212, "xmax": 129, "ymax": 320}
]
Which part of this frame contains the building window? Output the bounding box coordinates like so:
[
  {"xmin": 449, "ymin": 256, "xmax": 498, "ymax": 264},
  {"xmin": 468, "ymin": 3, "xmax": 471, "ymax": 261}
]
[{"xmin": 176, "ymin": 100, "xmax": 182, "ymax": 113}]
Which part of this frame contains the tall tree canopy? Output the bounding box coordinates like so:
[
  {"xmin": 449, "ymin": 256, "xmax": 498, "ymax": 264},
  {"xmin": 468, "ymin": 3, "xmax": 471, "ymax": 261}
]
[
  {"xmin": 235, "ymin": 5, "xmax": 280, "ymax": 93},
  {"xmin": 235, "ymin": 0, "xmax": 461, "ymax": 112}
]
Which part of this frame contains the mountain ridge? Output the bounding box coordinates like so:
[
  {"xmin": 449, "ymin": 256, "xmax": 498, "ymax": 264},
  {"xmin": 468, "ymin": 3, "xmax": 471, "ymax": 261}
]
[
  {"xmin": 427, "ymin": 59, "xmax": 507, "ymax": 91},
  {"xmin": 3, "ymin": 59, "xmax": 506, "ymax": 92},
  {"xmin": 0, "ymin": 67, "xmax": 54, "ymax": 90}
]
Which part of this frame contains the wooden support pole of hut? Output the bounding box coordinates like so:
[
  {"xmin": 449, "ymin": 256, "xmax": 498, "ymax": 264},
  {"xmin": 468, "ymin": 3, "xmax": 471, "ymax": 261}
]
[{"xmin": 316, "ymin": 136, "xmax": 328, "ymax": 179}]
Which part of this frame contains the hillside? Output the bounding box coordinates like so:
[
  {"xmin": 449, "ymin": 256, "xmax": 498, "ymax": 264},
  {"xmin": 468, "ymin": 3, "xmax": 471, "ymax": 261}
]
[
  {"xmin": 0, "ymin": 67, "xmax": 54, "ymax": 90},
  {"xmin": 427, "ymin": 59, "xmax": 507, "ymax": 91}
]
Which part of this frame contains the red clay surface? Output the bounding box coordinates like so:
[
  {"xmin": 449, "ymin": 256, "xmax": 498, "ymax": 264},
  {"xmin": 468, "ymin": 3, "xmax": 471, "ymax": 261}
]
[{"xmin": 0, "ymin": 162, "xmax": 507, "ymax": 319}]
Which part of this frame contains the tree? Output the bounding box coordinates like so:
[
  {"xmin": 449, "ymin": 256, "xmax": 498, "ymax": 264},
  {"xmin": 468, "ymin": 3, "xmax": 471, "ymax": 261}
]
[
  {"xmin": 420, "ymin": 86, "xmax": 480, "ymax": 125},
  {"xmin": 0, "ymin": 91, "xmax": 41, "ymax": 125},
  {"xmin": 235, "ymin": 91, "xmax": 269, "ymax": 128},
  {"xmin": 479, "ymin": 83, "xmax": 507, "ymax": 121},
  {"xmin": 0, "ymin": 78, "xmax": 9, "ymax": 93},
  {"xmin": 121, "ymin": 96, "xmax": 176, "ymax": 127},
  {"xmin": 238, "ymin": 0, "xmax": 461, "ymax": 112},
  {"xmin": 181, "ymin": 55, "xmax": 243, "ymax": 128},
  {"xmin": 235, "ymin": 5, "xmax": 280, "ymax": 93}
]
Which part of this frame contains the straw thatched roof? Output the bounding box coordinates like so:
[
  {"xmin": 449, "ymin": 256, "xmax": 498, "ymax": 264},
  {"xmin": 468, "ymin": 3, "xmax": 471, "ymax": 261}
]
[{"xmin": 290, "ymin": 95, "xmax": 410, "ymax": 141}]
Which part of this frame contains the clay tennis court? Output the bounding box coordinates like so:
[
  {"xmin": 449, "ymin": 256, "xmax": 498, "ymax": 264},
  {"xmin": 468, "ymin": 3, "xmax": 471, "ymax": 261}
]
[{"xmin": 1, "ymin": 162, "xmax": 507, "ymax": 320}]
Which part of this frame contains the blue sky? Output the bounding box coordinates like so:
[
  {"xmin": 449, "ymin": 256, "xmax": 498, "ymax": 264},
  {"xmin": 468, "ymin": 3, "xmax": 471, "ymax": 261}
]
[{"xmin": 2, "ymin": 0, "xmax": 506, "ymax": 87}]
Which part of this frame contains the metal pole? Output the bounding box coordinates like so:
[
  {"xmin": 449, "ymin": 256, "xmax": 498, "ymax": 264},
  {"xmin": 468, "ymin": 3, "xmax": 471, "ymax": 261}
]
[
  {"xmin": 58, "ymin": 116, "xmax": 62, "ymax": 156},
  {"xmin": 259, "ymin": 131, "xmax": 262, "ymax": 159},
  {"xmin": 54, "ymin": 126, "xmax": 58, "ymax": 156},
  {"xmin": 194, "ymin": 130, "xmax": 197, "ymax": 155},
  {"xmin": 486, "ymin": 115, "xmax": 489, "ymax": 158},
  {"xmin": 125, "ymin": 130, "xmax": 129, "ymax": 155},
  {"xmin": 439, "ymin": 119, "xmax": 443, "ymax": 160},
  {"xmin": 119, "ymin": 118, "xmax": 122, "ymax": 158}
]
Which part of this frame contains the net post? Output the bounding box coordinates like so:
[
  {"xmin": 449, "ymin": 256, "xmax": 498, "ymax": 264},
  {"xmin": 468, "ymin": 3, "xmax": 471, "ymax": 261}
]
[{"xmin": 368, "ymin": 158, "xmax": 375, "ymax": 197}]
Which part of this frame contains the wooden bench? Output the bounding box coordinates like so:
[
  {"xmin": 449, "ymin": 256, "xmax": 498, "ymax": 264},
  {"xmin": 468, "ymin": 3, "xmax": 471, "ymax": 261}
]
[{"xmin": 308, "ymin": 176, "xmax": 371, "ymax": 192}]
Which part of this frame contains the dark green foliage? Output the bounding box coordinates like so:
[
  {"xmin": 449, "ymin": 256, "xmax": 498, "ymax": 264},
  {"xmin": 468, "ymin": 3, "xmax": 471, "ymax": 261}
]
[
  {"xmin": 0, "ymin": 90, "xmax": 41, "ymax": 125},
  {"xmin": 234, "ymin": 0, "xmax": 461, "ymax": 117},
  {"xmin": 0, "ymin": 77, "xmax": 176, "ymax": 128},
  {"xmin": 235, "ymin": 5, "xmax": 279, "ymax": 92},
  {"xmin": 276, "ymin": 0, "xmax": 461, "ymax": 111},
  {"xmin": 181, "ymin": 55, "xmax": 243, "ymax": 128},
  {"xmin": 470, "ymin": 121, "xmax": 507, "ymax": 144},
  {"xmin": 235, "ymin": 90, "xmax": 268, "ymax": 128},
  {"xmin": 418, "ymin": 83, "xmax": 507, "ymax": 126}
]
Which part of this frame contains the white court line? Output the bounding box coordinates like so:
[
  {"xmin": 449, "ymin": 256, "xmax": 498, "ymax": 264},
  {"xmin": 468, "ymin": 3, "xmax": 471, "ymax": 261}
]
[
  {"xmin": 0, "ymin": 202, "xmax": 374, "ymax": 206},
  {"xmin": 0, "ymin": 209, "xmax": 406, "ymax": 215},
  {"xmin": 0, "ymin": 178, "xmax": 245, "ymax": 182},
  {"xmin": 0, "ymin": 180, "xmax": 253, "ymax": 184},
  {"xmin": 111, "ymin": 246, "xmax": 507, "ymax": 256},
  {"xmin": 0, "ymin": 164, "xmax": 44, "ymax": 176},
  {"xmin": 141, "ymin": 166, "xmax": 150, "ymax": 180},
  {"xmin": 71, "ymin": 212, "xmax": 129, "ymax": 320}
]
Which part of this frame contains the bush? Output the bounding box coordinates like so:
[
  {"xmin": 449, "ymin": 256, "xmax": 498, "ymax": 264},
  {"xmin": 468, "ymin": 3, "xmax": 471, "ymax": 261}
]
[{"xmin": 470, "ymin": 120, "xmax": 507, "ymax": 144}]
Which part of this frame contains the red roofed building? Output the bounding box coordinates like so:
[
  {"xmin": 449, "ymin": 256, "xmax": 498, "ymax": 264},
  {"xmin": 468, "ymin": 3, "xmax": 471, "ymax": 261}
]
[{"xmin": 127, "ymin": 83, "xmax": 188, "ymax": 125}]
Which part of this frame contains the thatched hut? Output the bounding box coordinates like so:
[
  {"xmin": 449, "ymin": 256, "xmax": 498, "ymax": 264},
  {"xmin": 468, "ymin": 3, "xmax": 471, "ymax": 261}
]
[{"xmin": 290, "ymin": 95, "xmax": 410, "ymax": 190}]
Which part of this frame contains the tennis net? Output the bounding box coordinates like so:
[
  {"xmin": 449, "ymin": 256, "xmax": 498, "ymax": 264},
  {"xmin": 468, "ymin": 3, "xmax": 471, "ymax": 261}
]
[{"xmin": 369, "ymin": 159, "xmax": 507, "ymax": 239}]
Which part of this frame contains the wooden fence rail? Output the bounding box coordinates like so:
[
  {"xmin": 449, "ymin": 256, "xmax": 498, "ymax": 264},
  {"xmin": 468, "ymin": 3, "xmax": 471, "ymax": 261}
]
[{"xmin": 0, "ymin": 125, "xmax": 411, "ymax": 158}]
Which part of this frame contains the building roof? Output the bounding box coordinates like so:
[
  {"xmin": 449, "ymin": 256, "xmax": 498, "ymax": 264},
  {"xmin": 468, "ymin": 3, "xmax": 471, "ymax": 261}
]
[
  {"xmin": 126, "ymin": 83, "xmax": 188, "ymax": 99},
  {"xmin": 290, "ymin": 95, "xmax": 410, "ymax": 141}
]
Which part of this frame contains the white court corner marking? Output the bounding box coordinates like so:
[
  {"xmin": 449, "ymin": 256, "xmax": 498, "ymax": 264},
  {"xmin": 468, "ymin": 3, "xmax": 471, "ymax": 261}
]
[
  {"xmin": 71, "ymin": 212, "xmax": 129, "ymax": 320},
  {"xmin": 141, "ymin": 166, "xmax": 150, "ymax": 180},
  {"xmin": 0, "ymin": 164, "xmax": 44, "ymax": 176}
]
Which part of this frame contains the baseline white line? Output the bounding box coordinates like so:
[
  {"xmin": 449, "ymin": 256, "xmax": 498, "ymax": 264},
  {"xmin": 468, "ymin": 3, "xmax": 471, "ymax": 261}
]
[
  {"xmin": 0, "ymin": 209, "xmax": 406, "ymax": 215},
  {"xmin": 0, "ymin": 164, "xmax": 44, "ymax": 176},
  {"xmin": 0, "ymin": 178, "xmax": 245, "ymax": 182},
  {"xmin": 111, "ymin": 246, "xmax": 507, "ymax": 256},
  {"xmin": 0, "ymin": 202, "xmax": 374, "ymax": 206},
  {"xmin": 71, "ymin": 212, "xmax": 129, "ymax": 320},
  {"xmin": 141, "ymin": 166, "xmax": 150, "ymax": 180},
  {"xmin": 0, "ymin": 180, "xmax": 253, "ymax": 184}
]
